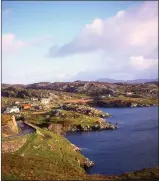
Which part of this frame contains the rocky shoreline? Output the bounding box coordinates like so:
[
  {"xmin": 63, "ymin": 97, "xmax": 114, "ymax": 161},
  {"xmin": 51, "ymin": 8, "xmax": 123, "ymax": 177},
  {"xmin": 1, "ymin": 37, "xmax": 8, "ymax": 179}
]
[
  {"xmin": 2, "ymin": 106, "xmax": 158, "ymax": 180},
  {"xmin": 48, "ymin": 120, "xmax": 117, "ymax": 138},
  {"xmin": 48, "ymin": 104, "xmax": 117, "ymax": 135},
  {"xmin": 89, "ymin": 100, "xmax": 158, "ymax": 108},
  {"xmin": 71, "ymin": 144, "xmax": 95, "ymax": 168},
  {"xmin": 60, "ymin": 103, "xmax": 111, "ymax": 117},
  {"xmin": 50, "ymin": 104, "xmax": 116, "ymax": 170},
  {"xmin": 68, "ymin": 121, "xmax": 116, "ymax": 132}
]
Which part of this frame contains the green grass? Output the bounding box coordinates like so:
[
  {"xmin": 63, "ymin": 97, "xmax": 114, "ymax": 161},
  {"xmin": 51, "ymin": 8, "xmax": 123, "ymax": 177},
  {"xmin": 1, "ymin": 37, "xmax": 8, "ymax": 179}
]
[
  {"xmin": 2, "ymin": 133, "xmax": 29, "ymax": 142},
  {"xmin": 2, "ymin": 173, "xmax": 20, "ymax": 180},
  {"xmin": 25, "ymin": 110, "xmax": 102, "ymax": 129},
  {"xmin": 2, "ymin": 97, "xmax": 24, "ymax": 108},
  {"xmin": 2, "ymin": 129, "xmax": 87, "ymax": 180},
  {"xmin": 118, "ymin": 96, "xmax": 158, "ymax": 105},
  {"xmin": 102, "ymin": 96, "xmax": 158, "ymax": 105}
]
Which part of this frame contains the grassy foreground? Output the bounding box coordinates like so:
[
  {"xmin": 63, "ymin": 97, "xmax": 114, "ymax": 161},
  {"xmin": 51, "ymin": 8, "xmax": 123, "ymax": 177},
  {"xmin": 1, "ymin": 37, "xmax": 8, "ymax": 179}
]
[
  {"xmin": 2, "ymin": 128, "xmax": 88, "ymax": 180},
  {"xmin": 2, "ymin": 127, "xmax": 159, "ymax": 180}
]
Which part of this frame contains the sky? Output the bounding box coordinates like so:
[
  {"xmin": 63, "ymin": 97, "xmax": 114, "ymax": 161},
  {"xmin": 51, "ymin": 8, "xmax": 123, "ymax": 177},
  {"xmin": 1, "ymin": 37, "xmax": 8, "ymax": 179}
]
[{"xmin": 2, "ymin": 1, "xmax": 158, "ymax": 84}]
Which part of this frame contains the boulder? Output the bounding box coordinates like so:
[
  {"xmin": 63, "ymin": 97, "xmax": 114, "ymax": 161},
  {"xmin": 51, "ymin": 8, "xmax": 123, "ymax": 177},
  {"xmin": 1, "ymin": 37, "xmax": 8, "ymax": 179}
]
[
  {"xmin": 82, "ymin": 158, "xmax": 94, "ymax": 168},
  {"xmin": 71, "ymin": 143, "xmax": 82, "ymax": 152}
]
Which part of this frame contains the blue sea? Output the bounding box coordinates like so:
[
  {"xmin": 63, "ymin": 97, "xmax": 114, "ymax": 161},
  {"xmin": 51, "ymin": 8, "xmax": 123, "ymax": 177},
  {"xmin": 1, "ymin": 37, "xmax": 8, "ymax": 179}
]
[{"xmin": 66, "ymin": 106, "xmax": 158, "ymax": 175}]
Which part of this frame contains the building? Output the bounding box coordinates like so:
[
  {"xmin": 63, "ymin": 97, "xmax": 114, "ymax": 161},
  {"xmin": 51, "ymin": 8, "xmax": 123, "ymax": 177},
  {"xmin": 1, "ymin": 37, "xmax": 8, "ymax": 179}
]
[
  {"xmin": 22, "ymin": 104, "xmax": 31, "ymax": 110},
  {"xmin": 15, "ymin": 101, "xmax": 20, "ymax": 105},
  {"xmin": 4, "ymin": 106, "xmax": 20, "ymax": 114},
  {"xmin": 31, "ymin": 97, "xmax": 39, "ymax": 101},
  {"xmin": 126, "ymin": 92, "xmax": 133, "ymax": 96},
  {"xmin": 101, "ymin": 94, "xmax": 111, "ymax": 99},
  {"xmin": 40, "ymin": 98, "xmax": 50, "ymax": 105},
  {"xmin": 101, "ymin": 96, "xmax": 106, "ymax": 99}
]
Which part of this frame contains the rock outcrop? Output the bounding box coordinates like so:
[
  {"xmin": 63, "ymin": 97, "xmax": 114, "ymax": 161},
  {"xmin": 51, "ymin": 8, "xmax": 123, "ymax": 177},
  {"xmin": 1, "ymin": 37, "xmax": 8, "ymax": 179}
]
[
  {"xmin": 46, "ymin": 102, "xmax": 117, "ymax": 135},
  {"xmin": 69, "ymin": 122, "xmax": 116, "ymax": 132},
  {"xmin": 82, "ymin": 158, "xmax": 94, "ymax": 168},
  {"xmin": 71, "ymin": 143, "xmax": 82, "ymax": 152},
  {"xmin": 59, "ymin": 104, "xmax": 111, "ymax": 117},
  {"xmin": 2, "ymin": 114, "xmax": 19, "ymax": 138},
  {"xmin": 49, "ymin": 105, "xmax": 116, "ymax": 134},
  {"xmin": 48, "ymin": 123, "xmax": 64, "ymax": 135}
]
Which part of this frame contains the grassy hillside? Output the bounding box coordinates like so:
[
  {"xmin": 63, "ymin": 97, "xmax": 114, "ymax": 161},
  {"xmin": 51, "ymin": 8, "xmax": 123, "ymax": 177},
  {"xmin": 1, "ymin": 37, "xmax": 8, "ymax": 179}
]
[
  {"xmin": 2, "ymin": 128, "xmax": 159, "ymax": 180},
  {"xmin": 2, "ymin": 129, "xmax": 88, "ymax": 180}
]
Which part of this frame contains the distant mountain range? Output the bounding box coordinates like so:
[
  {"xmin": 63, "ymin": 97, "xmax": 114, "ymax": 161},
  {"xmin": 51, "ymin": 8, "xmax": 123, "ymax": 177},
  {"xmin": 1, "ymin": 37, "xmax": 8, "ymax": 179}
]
[{"xmin": 97, "ymin": 78, "xmax": 158, "ymax": 83}]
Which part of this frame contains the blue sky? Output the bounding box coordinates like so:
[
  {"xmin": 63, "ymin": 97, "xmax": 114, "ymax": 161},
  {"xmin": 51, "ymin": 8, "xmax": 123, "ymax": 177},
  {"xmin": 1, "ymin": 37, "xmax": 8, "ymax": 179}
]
[{"xmin": 2, "ymin": 1, "xmax": 158, "ymax": 84}]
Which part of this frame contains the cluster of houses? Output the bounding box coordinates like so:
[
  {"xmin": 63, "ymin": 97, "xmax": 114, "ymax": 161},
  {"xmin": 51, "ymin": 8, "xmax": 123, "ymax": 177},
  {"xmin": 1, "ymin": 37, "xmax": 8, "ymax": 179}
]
[
  {"xmin": 4, "ymin": 104, "xmax": 31, "ymax": 114},
  {"xmin": 3, "ymin": 97, "xmax": 51, "ymax": 114},
  {"xmin": 4, "ymin": 106, "xmax": 20, "ymax": 114}
]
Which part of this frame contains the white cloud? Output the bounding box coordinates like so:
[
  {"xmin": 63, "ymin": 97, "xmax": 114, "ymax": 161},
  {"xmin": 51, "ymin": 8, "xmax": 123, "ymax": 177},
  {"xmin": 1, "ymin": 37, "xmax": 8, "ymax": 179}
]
[
  {"xmin": 2, "ymin": 1, "xmax": 158, "ymax": 83},
  {"xmin": 47, "ymin": 1, "xmax": 158, "ymax": 80},
  {"xmin": 116, "ymin": 10, "xmax": 125, "ymax": 18},
  {"xmin": 129, "ymin": 18, "xmax": 158, "ymax": 46},
  {"xmin": 2, "ymin": 33, "xmax": 26, "ymax": 56},
  {"xmin": 85, "ymin": 18, "xmax": 104, "ymax": 35},
  {"xmin": 130, "ymin": 56, "xmax": 158, "ymax": 70},
  {"xmin": 49, "ymin": 1, "xmax": 158, "ymax": 59},
  {"xmin": 2, "ymin": 33, "xmax": 54, "ymax": 57}
]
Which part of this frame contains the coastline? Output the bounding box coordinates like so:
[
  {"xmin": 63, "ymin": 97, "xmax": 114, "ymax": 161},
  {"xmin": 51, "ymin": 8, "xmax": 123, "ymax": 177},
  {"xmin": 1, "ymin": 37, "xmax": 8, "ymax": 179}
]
[
  {"xmin": 2, "ymin": 101, "xmax": 158, "ymax": 180},
  {"xmin": 65, "ymin": 106, "xmax": 158, "ymax": 177}
]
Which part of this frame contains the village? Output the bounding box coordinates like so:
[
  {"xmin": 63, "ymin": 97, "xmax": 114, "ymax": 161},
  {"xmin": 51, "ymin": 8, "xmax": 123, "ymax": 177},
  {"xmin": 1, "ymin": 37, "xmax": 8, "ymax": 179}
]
[
  {"xmin": 3, "ymin": 97, "xmax": 52, "ymax": 114},
  {"xmin": 1, "ymin": 90, "xmax": 80, "ymax": 114},
  {"xmin": 2, "ymin": 90, "xmax": 136, "ymax": 115}
]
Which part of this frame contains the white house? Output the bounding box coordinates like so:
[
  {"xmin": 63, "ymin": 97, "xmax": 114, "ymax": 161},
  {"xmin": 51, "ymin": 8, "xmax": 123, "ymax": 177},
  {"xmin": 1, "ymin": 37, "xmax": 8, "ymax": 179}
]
[
  {"xmin": 4, "ymin": 106, "xmax": 20, "ymax": 114},
  {"xmin": 40, "ymin": 98, "xmax": 50, "ymax": 105},
  {"xmin": 31, "ymin": 97, "xmax": 39, "ymax": 101},
  {"xmin": 126, "ymin": 92, "xmax": 133, "ymax": 96},
  {"xmin": 101, "ymin": 94, "xmax": 111, "ymax": 99}
]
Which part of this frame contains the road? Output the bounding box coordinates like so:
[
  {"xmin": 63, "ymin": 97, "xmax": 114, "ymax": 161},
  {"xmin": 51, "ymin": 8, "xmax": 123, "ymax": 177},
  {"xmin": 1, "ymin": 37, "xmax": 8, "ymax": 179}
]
[{"xmin": 7, "ymin": 121, "xmax": 36, "ymax": 138}]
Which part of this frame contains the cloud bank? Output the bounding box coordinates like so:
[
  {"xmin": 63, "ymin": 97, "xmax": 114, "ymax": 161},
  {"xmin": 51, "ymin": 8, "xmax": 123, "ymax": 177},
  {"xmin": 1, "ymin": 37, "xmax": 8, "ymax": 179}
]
[
  {"xmin": 2, "ymin": 1, "xmax": 158, "ymax": 83},
  {"xmin": 2, "ymin": 33, "xmax": 54, "ymax": 57},
  {"xmin": 49, "ymin": 1, "xmax": 158, "ymax": 59},
  {"xmin": 48, "ymin": 1, "xmax": 158, "ymax": 80}
]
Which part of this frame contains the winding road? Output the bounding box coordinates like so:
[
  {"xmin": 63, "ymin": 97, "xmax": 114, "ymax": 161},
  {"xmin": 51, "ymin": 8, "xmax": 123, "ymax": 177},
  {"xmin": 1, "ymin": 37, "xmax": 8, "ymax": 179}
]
[{"xmin": 7, "ymin": 121, "xmax": 36, "ymax": 138}]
